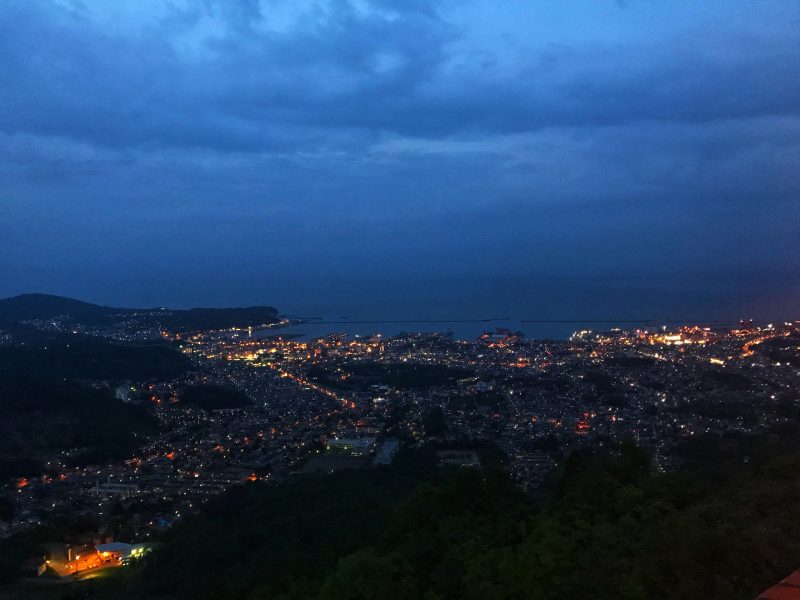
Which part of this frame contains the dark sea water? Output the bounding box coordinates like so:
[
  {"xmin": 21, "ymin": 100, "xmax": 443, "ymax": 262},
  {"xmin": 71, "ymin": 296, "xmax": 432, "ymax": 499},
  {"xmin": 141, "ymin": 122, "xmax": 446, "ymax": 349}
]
[
  {"xmin": 257, "ymin": 317, "xmax": 662, "ymax": 342},
  {"xmin": 249, "ymin": 276, "xmax": 762, "ymax": 342}
]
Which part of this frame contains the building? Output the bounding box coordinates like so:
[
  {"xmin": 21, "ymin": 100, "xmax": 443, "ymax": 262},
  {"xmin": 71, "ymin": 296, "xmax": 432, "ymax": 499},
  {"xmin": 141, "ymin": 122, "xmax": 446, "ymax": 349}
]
[
  {"xmin": 326, "ymin": 437, "xmax": 376, "ymax": 456},
  {"xmin": 91, "ymin": 479, "xmax": 140, "ymax": 500},
  {"xmin": 96, "ymin": 542, "xmax": 151, "ymax": 565},
  {"xmin": 437, "ymin": 450, "xmax": 481, "ymax": 468},
  {"xmin": 373, "ymin": 439, "xmax": 400, "ymax": 466},
  {"xmin": 115, "ymin": 382, "xmax": 133, "ymax": 402}
]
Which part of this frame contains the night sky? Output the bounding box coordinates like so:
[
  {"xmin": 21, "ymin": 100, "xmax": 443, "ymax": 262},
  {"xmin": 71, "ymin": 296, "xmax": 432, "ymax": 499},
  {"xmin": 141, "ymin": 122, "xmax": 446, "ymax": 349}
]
[{"xmin": 1, "ymin": 1, "xmax": 798, "ymax": 320}]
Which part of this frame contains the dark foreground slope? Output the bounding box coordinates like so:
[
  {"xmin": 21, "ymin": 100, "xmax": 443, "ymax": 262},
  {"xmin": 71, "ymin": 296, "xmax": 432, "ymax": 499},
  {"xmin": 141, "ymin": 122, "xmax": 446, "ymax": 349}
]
[
  {"xmin": 27, "ymin": 435, "xmax": 800, "ymax": 600},
  {"xmin": 0, "ymin": 335, "xmax": 191, "ymax": 381},
  {"xmin": 0, "ymin": 334, "xmax": 192, "ymax": 479},
  {"xmin": 0, "ymin": 374, "xmax": 159, "ymax": 479}
]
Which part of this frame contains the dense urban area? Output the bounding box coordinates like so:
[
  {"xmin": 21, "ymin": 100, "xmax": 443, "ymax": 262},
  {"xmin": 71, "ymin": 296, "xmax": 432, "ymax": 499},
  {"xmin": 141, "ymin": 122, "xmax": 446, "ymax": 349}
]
[{"xmin": 1, "ymin": 294, "xmax": 799, "ymax": 599}]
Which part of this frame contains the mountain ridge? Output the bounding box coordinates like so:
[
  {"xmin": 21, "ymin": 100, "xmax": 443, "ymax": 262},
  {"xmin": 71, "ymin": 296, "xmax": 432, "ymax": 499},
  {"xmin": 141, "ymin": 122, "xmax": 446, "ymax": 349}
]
[{"xmin": 0, "ymin": 293, "xmax": 281, "ymax": 331}]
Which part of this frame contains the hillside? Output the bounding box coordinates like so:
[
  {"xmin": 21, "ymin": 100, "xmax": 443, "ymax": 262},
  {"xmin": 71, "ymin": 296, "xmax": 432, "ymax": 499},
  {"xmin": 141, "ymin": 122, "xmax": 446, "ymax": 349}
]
[
  {"xmin": 0, "ymin": 333, "xmax": 192, "ymax": 479},
  {"xmin": 0, "ymin": 374, "xmax": 159, "ymax": 479},
  {"xmin": 0, "ymin": 337, "xmax": 192, "ymax": 382},
  {"xmin": 22, "ymin": 437, "xmax": 800, "ymax": 600},
  {"xmin": 155, "ymin": 306, "xmax": 281, "ymax": 332},
  {"xmin": 0, "ymin": 293, "xmax": 117, "ymax": 322},
  {"xmin": 0, "ymin": 293, "xmax": 281, "ymax": 333}
]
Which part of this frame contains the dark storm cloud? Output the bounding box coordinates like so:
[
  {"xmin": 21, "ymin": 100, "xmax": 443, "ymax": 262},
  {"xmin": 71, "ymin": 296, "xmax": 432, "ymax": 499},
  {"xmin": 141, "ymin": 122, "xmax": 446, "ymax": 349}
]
[
  {"xmin": 0, "ymin": 0, "xmax": 798, "ymax": 318},
  {"xmin": 0, "ymin": 0, "xmax": 453, "ymax": 152},
  {"xmin": 2, "ymin": 0, "xmax": 797, "ymax": 153}
]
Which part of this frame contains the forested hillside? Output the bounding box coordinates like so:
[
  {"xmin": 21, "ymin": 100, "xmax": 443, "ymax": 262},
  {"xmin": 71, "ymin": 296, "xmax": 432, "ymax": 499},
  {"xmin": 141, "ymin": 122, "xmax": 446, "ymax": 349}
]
[
  {"xmin": 0, "ymin": 334, "xmax": 191, "ymax": 479},
  {"xmin": 56, "ymin": 436, "xmax": 800, "ymax": 600}
]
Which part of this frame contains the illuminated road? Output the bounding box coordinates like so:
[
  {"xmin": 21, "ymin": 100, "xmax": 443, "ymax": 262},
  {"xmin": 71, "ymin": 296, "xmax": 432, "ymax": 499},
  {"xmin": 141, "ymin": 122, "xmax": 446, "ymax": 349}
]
[
  {"xmin": 742, "ymin": 331, "xmax": 788, "ymax": 357},
  {"xmin": 267, "ymin": 364, "xmax": 357, "ymax": 409}
]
